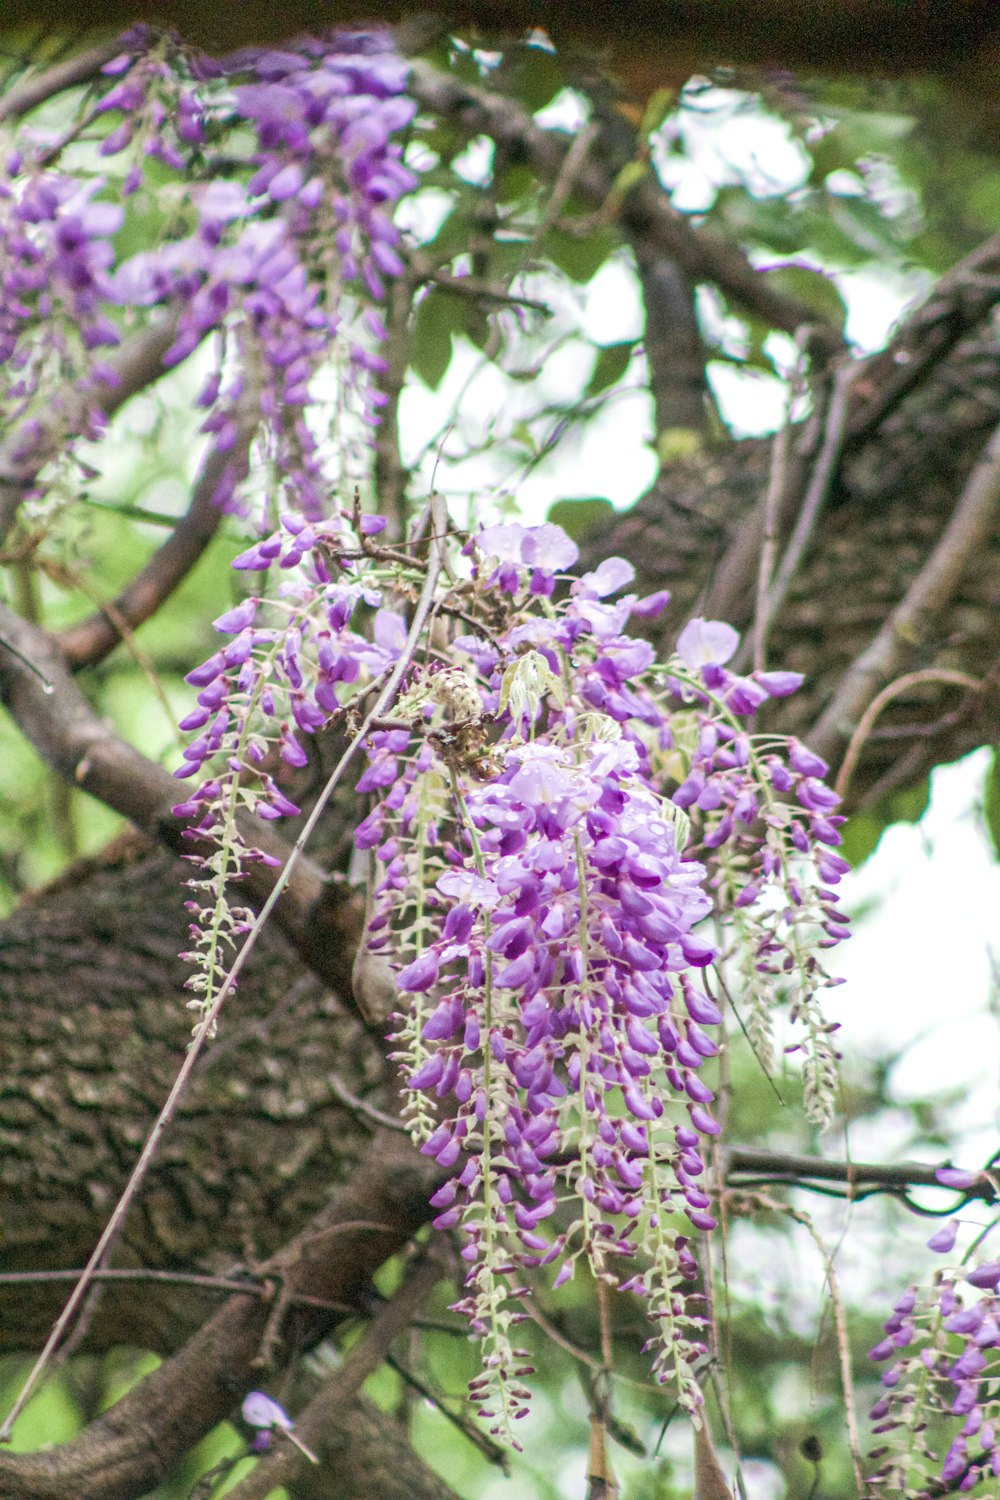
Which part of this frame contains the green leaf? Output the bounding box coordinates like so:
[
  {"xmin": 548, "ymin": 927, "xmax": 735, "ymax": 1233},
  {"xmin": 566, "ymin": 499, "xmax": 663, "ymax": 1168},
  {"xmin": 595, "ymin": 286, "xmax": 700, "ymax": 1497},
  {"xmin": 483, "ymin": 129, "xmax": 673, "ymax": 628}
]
[
  {"xmin": 501, "ymin": 45, "xmax": 565, "ymax": 113},
  {"xmin": 494, "ymin": 162, "xmax": 537, "ymax": 205},
  {"xmin": 544, "ymin": 223, "xmax": 618, "ymax": 284},
  {"xmin": 547, "ymin": 497, "xmax": 614, "ymax": 542},
  {"xmin": 657, "ymin": 427, "xmax": 703, "ymax": 462},
  {"xmin": 614, "ymin": 160, "xmax": 649, "ymax": 197},
  {"xmin": 983, "ymin": 748, "xmax": 1000, "ymax": 860},
  {"xmin": 586, "ymin": 341, "xmax": 633, "ymax": 397},
  {"xmin": 839, "ymin": 774, "xmax": 931, "ymax": 868},
  {"xmin": 423, "ymin": 204, "xmax": 476, "ymax": 260},
  {"xmin": 812, "ymin": 110, "xmax": 916, "ymax": 182},
  {"xmin": 411, "ymin": 288, "xmax": 463, "ymax": 390},
  {"xmin": 639, "ymin": 88, "xmax": 675, "ymax": 141},
  {"xmin": 760, "ymin": 263, "xmax": 847, "ymax": 332},
  {"xmin": 712, "ymin": 186, "xmax": 808, "ymax": 256}
]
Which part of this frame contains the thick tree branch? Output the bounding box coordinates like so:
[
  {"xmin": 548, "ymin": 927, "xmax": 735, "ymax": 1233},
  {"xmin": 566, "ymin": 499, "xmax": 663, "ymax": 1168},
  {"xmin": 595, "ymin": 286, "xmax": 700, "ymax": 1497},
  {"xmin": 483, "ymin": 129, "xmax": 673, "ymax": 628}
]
[
  {"xmin": 3, "ymin": 3, "xmax": 1000, "ymax": 88},
  {"xmin": 634, "ymin": 246, "xmax": 712, "ymax": 438},
  {"xmin": 0, "ymin": 604, "xmax": 356, "ymax": 1000},
  {"xmin": 809, "ymin": 415, "xmax": 1000, "ymax": 759},
  {"xmin": 57, "ymin": 429, "xmax": 252, "ymax": 670},
  {"xmin": 0, "ymin": 1130, "xmax": 438, "ymax": 1500},
  {"xmin": 285, "ymin": 1392, "xmax": 464, "ymax": 1500},
  {"xmin": 844, "ymin": 231, "xmax": 1000, "ymax": 449}
]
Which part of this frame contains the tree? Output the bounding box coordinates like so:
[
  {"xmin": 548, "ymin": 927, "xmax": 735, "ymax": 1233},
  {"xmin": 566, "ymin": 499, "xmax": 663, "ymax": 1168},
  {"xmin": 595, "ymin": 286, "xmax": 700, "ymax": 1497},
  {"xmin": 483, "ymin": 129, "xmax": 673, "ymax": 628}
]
[{"xmin": 0, "ymin": 11, "xmax": 999, "ymax": 1499}]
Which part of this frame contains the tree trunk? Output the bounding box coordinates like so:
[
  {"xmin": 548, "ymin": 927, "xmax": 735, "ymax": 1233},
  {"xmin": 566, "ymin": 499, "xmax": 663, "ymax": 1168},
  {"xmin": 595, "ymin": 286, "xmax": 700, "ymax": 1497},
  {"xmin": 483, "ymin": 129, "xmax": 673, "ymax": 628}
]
[{"xmin": 0, "ymin": 833, "xmax": 379, "ymax": 1353}]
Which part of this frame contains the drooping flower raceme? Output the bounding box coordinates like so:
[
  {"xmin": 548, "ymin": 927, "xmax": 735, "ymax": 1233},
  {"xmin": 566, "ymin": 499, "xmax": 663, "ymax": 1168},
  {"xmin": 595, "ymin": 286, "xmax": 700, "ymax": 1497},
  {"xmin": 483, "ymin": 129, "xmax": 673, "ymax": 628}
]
[
  {"xmin": 867, "ymin": 1186, "xmax": 1000, "ymax": 1495},
  {"xmin": 174, "ymin": 515, "xmax": 851, "ymax": 1438},
  {"xmin": 1, "ymin": 27, "xmax": 416, "ymax": 517}
]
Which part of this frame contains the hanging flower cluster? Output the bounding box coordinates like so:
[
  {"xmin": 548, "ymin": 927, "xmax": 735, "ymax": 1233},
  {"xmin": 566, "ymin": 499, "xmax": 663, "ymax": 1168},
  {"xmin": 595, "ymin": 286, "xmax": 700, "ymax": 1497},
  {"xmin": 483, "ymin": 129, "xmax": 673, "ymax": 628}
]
[
  {"xmin": 0, "ymin": 26, "xmax": 415, "ymax": 514},
  {"xmin": 174, "ymin": 514, "xmax": 850, "ymax": 1436},
  {"xmin": 665, "ymin": 617, "xmax": 848, "ymax": 1125},
  {"xmin": 868, "ymin": 1195, "xmax": 1000, "ymax": 1495},
  {"xmin": 171, "ymin": 506, "xmax": 402, "ymax": 1014}
]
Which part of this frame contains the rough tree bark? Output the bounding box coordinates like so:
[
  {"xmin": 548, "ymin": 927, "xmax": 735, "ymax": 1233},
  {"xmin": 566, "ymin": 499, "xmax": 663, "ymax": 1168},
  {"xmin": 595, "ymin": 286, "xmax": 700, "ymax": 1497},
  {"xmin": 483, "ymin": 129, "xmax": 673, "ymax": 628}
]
[{"xmin": 1, "ymin": 835, "xmax": 378, "ymax": 1353}]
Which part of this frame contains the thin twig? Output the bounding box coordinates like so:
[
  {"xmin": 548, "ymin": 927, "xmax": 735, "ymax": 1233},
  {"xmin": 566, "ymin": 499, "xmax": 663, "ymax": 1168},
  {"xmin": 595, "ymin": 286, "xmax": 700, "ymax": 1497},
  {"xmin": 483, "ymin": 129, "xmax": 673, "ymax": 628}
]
[
  {"xmin": 384, "ymin": 1352, "xmax": 510, "ymax": 1470},
  {"xmin": 752, "ymin": 394, "xmax": 792, "ymax": 673},
  {"xmin": 743, "ymin": 330, "xmax": 818, "ymax": 674},
  {"xmin": 0, "ymin": 630, "xmax": 53, "ymax": 691},
  {"xmin": 745, "ymin": 1195, "xmax": 864, "ymax": 1498},
  {"xmin": 534, "ymin": 119, "xmax": 601, "ymax": 244},
  {"xmin": 372, "ymin": 274, "xmax": 414, "ymax": 541},
  {"xmin": 409, "ymin": 250, "xmax": 552, "ymax": 315},
  {"xmin": 327, "ymin": 1074, "xmax": 409, "ymax": 1134},
  {"xmin": 0, "ymin": 1262, "xmax": 352, "ymax": 1314},
  {"xmin": 222, "ymin": 1252, "xmax": 443, "ymax": 1498},
  {"xmin": 0, "ymin": 1266, "xmax": 269, "ymax": 1297},
  {"xmin": 763, "ymin": 358, "xmax": 860, "ymax": 638},
  {"xmin": 724, "ymin": 1147, "xmax": 997, "ymax": 1203},
  {"xmin": 834, "ymin": 667, "xmax": 982, "ymax": 801},
  {"xmin": 0, "ymin": 495, "xmax": 451, "ymax": 1444}
]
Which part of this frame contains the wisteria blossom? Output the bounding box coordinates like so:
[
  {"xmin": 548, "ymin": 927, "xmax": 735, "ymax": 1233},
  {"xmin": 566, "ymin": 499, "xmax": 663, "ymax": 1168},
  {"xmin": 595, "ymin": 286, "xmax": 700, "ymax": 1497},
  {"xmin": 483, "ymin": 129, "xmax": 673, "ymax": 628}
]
[
  {"xmin": 174, "ymin": 511, "xmax": 850, "ymax": 1436},
  {"xmin": 0, "ymin": 26, "xmax": 415, "ymax": 516},
  {"xmin": 868, "ymin": 1182, "xmax": 1000, "ymax": 1495}
]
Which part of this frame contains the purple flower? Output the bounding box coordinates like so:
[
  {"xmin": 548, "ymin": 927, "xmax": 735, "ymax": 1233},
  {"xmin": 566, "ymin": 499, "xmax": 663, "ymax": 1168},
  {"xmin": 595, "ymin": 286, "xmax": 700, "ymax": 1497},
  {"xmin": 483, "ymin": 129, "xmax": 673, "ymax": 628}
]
[
  {"xmin": 395, "ymin": 948, "xmax": 438, "ymax": 992},
  {"xmin": 676, "ymin": 618, "xmax": 739, "ymax": 671},
  {"xmin": 928, "ymin": 1219, "xmax": 960, "ymax": 1254},
  {"xmin": 473, "ymin": 522, "xmax": 579, "ymax": 594},
  {"xmin": 241, "ymin": 1391, "xmax": 318, "ymax": 1463},
  {"xmin": 754, "ymin": 669, "xmax": 803, "ymax": 696},
  {"xmin": 243, "ymin": 1391, "xmax": 295, "ymax": 1432},
  {"xmin": 574, "ymin": 557, "xmax": 635, "ymax": 598},
  {"xmin": 936, "ymin": 1166, "xmax": 980, "ymax": 1191},
  {"xmin": 213, "ymin": 599, "xmax": 257, "ymax": 633}
]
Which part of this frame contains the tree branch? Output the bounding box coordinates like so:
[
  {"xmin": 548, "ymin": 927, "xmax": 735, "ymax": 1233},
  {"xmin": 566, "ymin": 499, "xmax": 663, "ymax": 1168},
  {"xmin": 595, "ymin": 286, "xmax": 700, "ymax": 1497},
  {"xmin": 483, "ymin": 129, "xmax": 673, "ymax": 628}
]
[
  {"xmin": 408, "ymin": 59, "xmax": 845, "ymax": 350},
  {"xmin": 724, "ymin": 1147, "xmax": 997, "ymax": 1208},
  {"xmin": 0, "ymin": 36, "xmax": 125, "ymax": 124},
  {"xmin": 634, "ymin": 245, "xmax": 712, "ymax": 437},
  {"xmin": 4, "ymin": 2, "xmax": 1000, "ymax": 86},
  {"xmin": 0, "ymin": 603, "xmax": 356, "ymax": 1000},
  {"xmin": 372, "ymin": 272, "xmax": 414, "ymax": 542},
  {"xmin": 57, "ymin": 427, "xmax": 252, "ymax": 670},
  {"xmin": 844, "ymin": 231, "xmax": 1000, "ymax": 450},
  {"xmin": 0, "ymin": 1130, "xmax": 439, "ymax": 1499},
  {"xmin": 809, "ymin": 414, "xmax": 1000, "ymax": 758}
]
